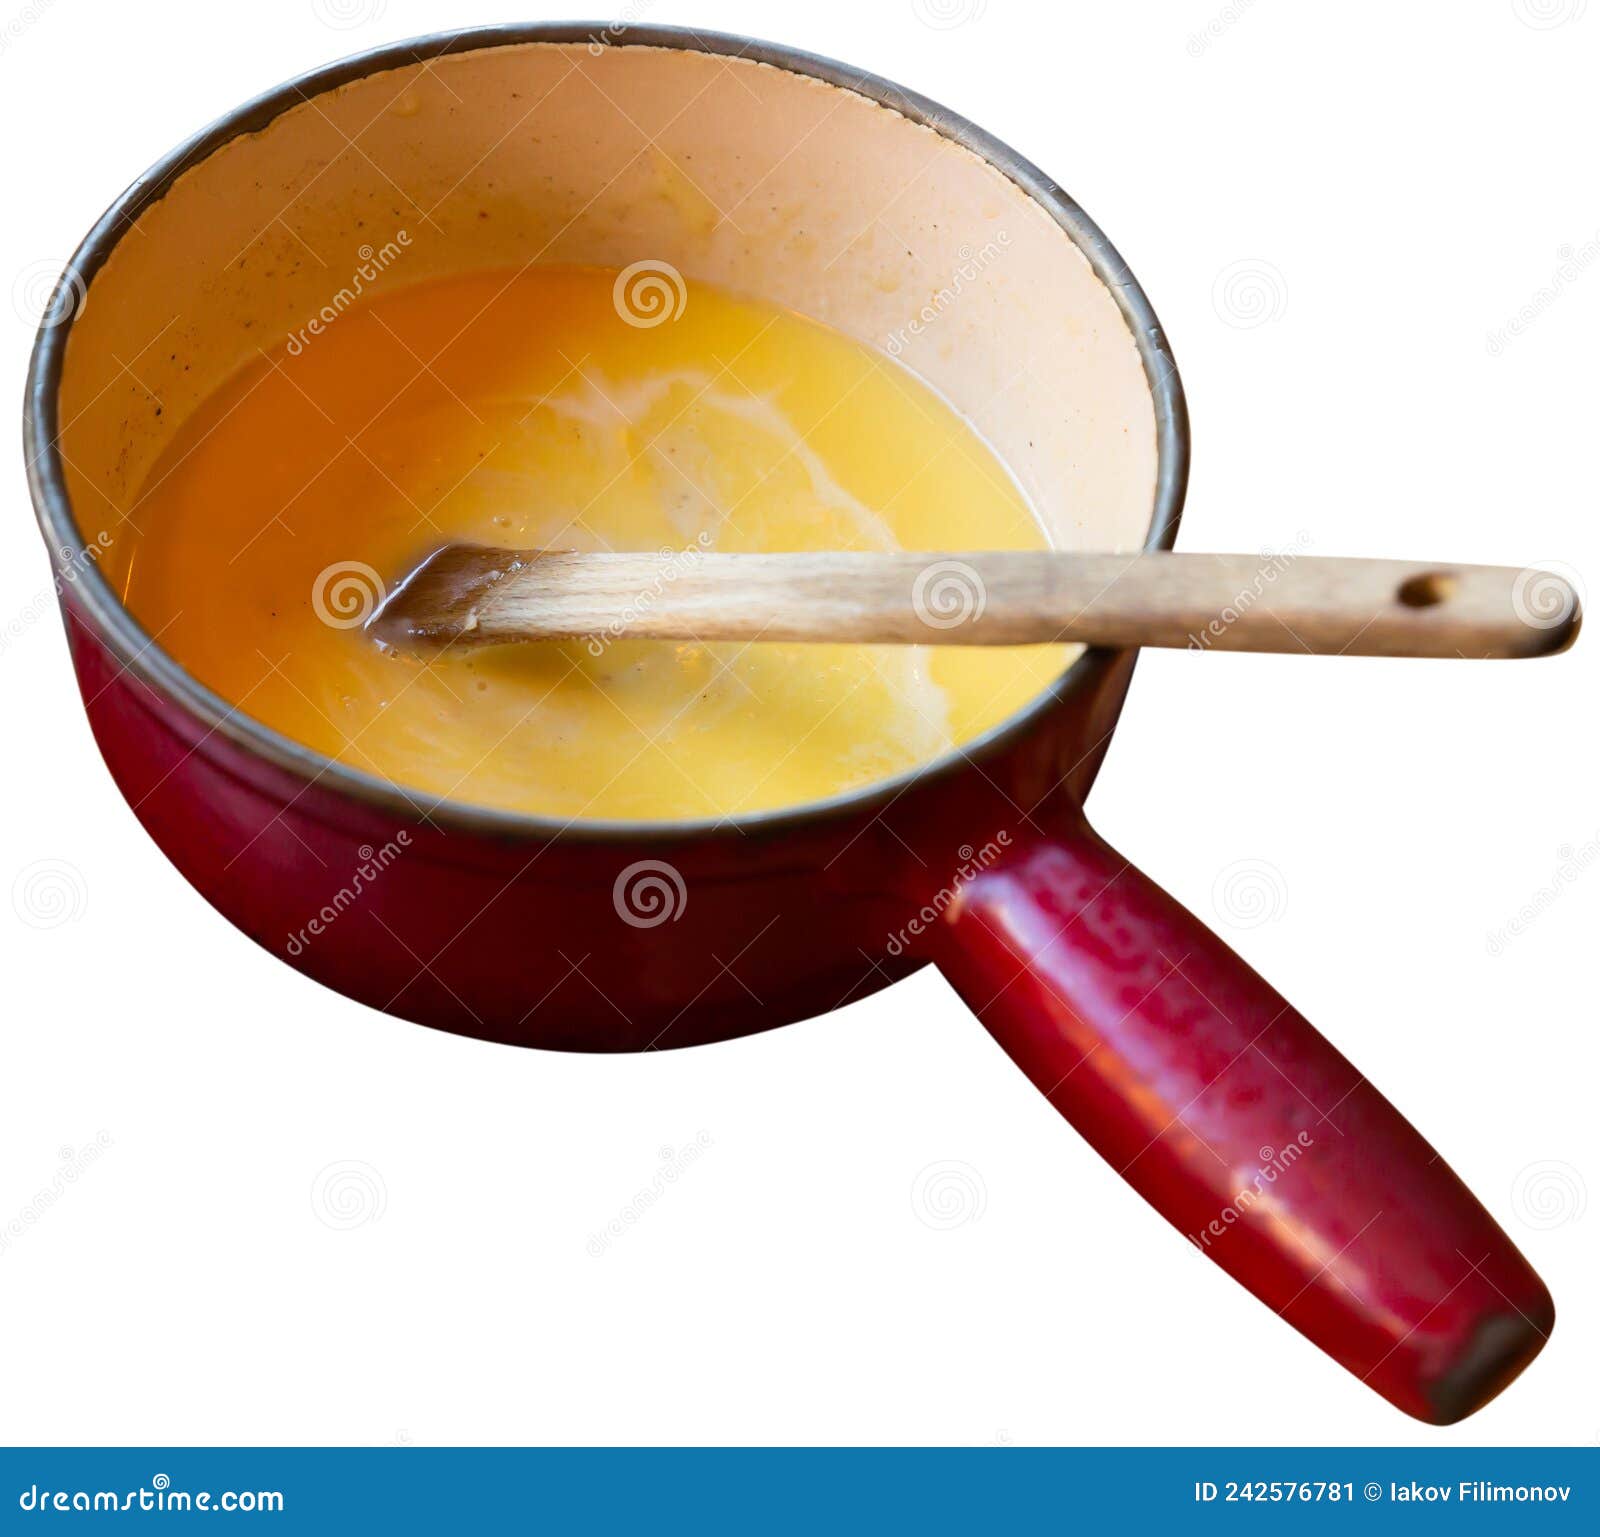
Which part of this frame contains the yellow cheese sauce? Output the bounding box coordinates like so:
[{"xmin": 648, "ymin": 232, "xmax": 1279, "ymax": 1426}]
[{"xmin": 109, "ymin": 265, "xmax": 1067, "ymax": 820}]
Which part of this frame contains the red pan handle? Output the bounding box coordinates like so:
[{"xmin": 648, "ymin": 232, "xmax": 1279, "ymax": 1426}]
[{"xmin": 932, "ymin": 815, "xmax": 1553, "ymax": 1423}]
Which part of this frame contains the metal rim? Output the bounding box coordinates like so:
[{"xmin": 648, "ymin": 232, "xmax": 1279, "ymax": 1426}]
[{"xmin": 24, "ymin": 21, "xmax": 1189, "ymax": 845}]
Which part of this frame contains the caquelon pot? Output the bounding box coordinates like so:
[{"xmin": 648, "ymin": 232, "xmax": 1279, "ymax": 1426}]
[{"xmin": 25, "ymin": 23, "xmax": 1552, "ymax": 1423}]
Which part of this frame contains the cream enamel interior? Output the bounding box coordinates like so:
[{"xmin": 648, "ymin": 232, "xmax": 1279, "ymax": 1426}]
[
  {"xmin": 53, "ymin": 38, "xmax": 1160, "ymax": 818},
  {"xmin": 59, "ymin": 41, "xmax": 1156, "ymax": 561}
]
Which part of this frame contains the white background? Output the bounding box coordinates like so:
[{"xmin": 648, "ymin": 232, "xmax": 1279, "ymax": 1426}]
[{"xmin": 2, "ymin": 0, "xmax": 1595, "ymax": 1447}]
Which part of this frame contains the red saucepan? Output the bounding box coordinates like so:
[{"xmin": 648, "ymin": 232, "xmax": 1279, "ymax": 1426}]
[{"xmin": 25, "ymin": 24, "xmax": 1553, "ymax": 1422}]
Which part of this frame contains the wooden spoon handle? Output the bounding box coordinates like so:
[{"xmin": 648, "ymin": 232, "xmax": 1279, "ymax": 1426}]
[{"xmin": 428, "ymin": 550, "xmax": 1579, "ymax": 658}]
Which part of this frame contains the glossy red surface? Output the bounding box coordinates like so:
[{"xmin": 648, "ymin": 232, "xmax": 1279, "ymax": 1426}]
[
  {"xmin": 65, "ymin": 594, "xmax": 1551, "ymax": 1421},
  {"xmin": 935, "ymin": 822, "xmax": 1554, "ymax": 1424},
  {"xmin": 65, "ymin": 606, "xmax": 919, "ymax": 1053}
]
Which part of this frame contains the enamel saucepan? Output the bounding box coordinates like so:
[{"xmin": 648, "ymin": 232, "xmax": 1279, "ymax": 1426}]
[{"xmin": 25, "ymin": 23, "xmax": 1552, "ymax": 1422}]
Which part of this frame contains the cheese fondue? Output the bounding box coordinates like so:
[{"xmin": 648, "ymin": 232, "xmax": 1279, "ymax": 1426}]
[{"xmin": 109, "ymin": 265, "xmax": 1067, "ymax": 820}]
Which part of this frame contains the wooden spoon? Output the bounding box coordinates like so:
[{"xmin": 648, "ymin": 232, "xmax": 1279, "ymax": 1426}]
[{"xmin": 368, "ymin": 545, "xmax": 1580, "ymax": 659}]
